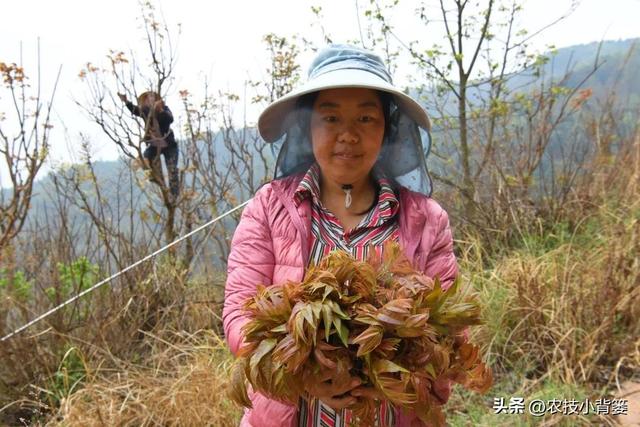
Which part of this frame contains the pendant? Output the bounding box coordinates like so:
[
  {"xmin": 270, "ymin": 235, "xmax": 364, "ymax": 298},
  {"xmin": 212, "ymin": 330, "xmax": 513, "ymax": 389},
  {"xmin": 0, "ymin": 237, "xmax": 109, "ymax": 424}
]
[{"xmin": 342, "ymin": 184, "xmax": 353, "ymax": 209}]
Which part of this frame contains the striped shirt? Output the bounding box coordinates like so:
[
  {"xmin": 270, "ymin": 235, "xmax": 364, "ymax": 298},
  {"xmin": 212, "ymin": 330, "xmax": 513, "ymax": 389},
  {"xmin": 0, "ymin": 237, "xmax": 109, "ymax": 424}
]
[{"xmin": 294, "ymin": 163, "xmax": 399, "ymax": 427}]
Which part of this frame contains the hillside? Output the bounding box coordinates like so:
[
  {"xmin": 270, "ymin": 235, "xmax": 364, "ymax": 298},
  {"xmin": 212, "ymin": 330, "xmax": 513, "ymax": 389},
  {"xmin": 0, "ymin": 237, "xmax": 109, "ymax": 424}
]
[{"xmin": 1, "ymin": 36, "xmax": 639, "ymax": 427}]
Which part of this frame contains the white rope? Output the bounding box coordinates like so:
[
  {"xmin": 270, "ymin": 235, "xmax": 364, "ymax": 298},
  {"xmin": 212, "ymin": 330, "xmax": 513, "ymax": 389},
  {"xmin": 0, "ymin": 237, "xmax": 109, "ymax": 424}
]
[{"xmin": 1, "ymin": 200, "xmax": 250, "ymax": 342}]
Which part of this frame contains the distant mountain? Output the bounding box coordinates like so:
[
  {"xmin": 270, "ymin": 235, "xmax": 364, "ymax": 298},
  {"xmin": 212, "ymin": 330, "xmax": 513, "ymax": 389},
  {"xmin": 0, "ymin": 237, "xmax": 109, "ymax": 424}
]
[
  {"xmin": 518, "ymin": 38, "xmax": 639, "ymax": 104},
  {"xmin": 418, "ymin": 38, "xmax": 640, "ymax": 177},
  {"xmin": 415, "ymin": 38, "xmax": 640, "ymax": 114}
]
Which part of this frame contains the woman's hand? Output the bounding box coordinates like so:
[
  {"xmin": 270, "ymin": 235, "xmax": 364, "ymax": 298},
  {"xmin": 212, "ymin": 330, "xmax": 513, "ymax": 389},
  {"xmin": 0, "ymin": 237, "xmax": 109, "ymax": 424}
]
[
  {"xmin": 350, "ymin": 385, "xmax": 384, "ymax": 401},
  {"xmin": 352, "ymin": 377, "xmax": 451, "ymax": 404},
  {"xmin": 305, "ymin": 370, "xmax": 362, "ymax": 411},
  {"xmin": 431, "ymin": 376, "xmax": 451, "ymax": 404},
  {"xmin": 349, "ymin": 366, "xmax": 384, "ymax": 402}
]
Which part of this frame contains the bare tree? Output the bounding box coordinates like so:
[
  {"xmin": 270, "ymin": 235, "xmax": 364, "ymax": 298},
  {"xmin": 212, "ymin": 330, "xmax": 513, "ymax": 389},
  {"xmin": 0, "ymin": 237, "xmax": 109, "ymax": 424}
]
[
  {"xmin": 77, "ymin": 1, "xmax": 180, "ymax": 244},
  {"xmin": 74, "ymin": 4, "xmax": 302, "ymax": 271},
  {"xmin": 0, "ymin": 45, "xmax": 60, "ymax": 254},
  {"xmin": 175, "ymin": 33, "xmax": 302, "ymax": 266},
  {"xmin": 356, "ymin": 1, "xmax": 597, "ymax": 225}
]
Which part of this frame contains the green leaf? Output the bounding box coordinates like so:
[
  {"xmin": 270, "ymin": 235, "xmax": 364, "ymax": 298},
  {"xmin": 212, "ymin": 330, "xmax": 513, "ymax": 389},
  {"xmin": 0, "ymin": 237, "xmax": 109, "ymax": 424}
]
[
  {"xmin": 322, "ymin": 303, "xmax": 333, "ymax": 342},
  {"xmin": 270, "ymin": 324, "xmax": 287, "ymax": 334},
  {"xmin": 301, "ymin": 304, "xmax": 314, "ymax": 326},
  {"xmin": 446, "ymin": 277, "xmax": 459, "ymax": 296},
  {"xmin": 424, "ymin": 363, "xmax": 436, "ymax": 379},
  {"xmin": 329, "ymin": 300, "xmax": 349, "ymax": 319},
  {"xmin": 372, "ymin": 359, "xmax": 409, "ymax": 374},
  {"xmin": 322, "ymin": 285, "xmax": 334, "ymax": 301},
  {"xmin": 334, "ymin": 317, "xmax": 349, "ymax": 347},
  {"xmin": 310, "ymin": 301, "xmax": 322, "ymax": 321}
]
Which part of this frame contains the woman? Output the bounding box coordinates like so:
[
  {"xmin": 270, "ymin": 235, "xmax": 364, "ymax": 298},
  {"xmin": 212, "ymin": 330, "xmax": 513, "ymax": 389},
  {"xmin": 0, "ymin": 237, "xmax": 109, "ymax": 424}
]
[
  {"xmin": 223, "ymin": 44, "xmax": 458, "ymax": 427},
  {"xmin": 118, "ymin": 90, "xmax": 180, "ymax": 201}
]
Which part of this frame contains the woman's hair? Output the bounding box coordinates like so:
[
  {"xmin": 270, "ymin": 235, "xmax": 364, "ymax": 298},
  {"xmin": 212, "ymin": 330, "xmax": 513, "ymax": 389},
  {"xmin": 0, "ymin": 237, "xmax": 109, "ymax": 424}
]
[{"xmin": 137, "ymin": 91, "xmax": 162, "ymax": 107}]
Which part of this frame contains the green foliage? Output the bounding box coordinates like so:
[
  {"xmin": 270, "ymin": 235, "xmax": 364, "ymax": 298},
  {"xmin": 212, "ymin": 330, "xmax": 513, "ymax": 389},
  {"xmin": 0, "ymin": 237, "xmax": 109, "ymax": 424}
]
[
  {"xmin": 515, "ymin": 220, "xmax": 573, "ymax": 256},
  {"xmin": 45, "ymin": 257, "xmax": 99, "ymax": 301},
  {"xmin": 0, "ymin": 268, "xmax": 33, "ymax": 301},
  {"xmin": 44, "ymin": 347, "xmax": 87, "ymax": 408}
]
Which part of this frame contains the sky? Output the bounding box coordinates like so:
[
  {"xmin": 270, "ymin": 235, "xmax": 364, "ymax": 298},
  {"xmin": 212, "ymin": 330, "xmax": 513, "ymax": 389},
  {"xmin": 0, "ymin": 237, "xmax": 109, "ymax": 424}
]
[{"xmin": 1, "ymin": 0, "xmax": 640, "ymax": 184}]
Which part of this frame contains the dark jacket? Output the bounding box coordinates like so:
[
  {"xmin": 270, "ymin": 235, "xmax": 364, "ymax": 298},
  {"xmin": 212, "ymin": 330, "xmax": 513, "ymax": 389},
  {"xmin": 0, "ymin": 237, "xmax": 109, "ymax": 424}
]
[{"xmin": 125, "ymin": 101, "xmax": 176, "ymax": 147}]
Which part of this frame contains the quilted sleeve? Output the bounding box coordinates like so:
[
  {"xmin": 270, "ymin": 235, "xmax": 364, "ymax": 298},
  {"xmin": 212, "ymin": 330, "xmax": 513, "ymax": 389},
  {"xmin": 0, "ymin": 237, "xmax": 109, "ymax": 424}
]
[
  {"xmin": 422, "ymin": 204, "xmax": 461, "ymax": 410},
  {"xmin": 424, "ymin": 206, "xmax": 459, "ymax": 291},
  {"xmin": 222, "ymin": 185, "xmax": 275, "ymax": 356}
]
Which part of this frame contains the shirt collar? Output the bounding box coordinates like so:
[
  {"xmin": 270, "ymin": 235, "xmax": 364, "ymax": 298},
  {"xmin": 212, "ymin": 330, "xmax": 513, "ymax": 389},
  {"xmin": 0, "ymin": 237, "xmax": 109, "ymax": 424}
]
[
  {"xmin": 294, "ymin": 163, "xmax": 322, "ymax": 207},
  {"xmin": 293, "ymin": 163, "xmax": 399, "ymax": 217}
]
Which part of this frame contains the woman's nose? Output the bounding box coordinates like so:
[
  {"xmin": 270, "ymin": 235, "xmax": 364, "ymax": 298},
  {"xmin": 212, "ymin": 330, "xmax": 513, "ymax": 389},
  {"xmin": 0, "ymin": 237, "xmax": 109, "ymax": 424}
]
[{"xmin": 337, "ymin": 125, "xmax": 359, "ymax": 143}]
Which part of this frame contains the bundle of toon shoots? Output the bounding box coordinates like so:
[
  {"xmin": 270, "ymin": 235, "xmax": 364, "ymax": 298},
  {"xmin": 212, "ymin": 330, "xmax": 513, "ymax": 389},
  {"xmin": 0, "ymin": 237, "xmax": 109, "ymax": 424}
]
[{"xmin": 229, "ymin": 242, "xmax": 492, "ymax": 426}]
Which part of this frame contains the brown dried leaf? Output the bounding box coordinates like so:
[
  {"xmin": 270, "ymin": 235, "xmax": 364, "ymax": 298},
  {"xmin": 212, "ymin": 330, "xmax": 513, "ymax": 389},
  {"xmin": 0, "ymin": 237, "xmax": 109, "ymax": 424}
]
[
  {"xmin": 381, "ymin": 298, "xmax": 413, "ymax": 315},
  {"xmin": 313, "ymin": 346, "xmax": 337, "ymax": 369},
  {"xmin": 374, "ymin": 338, "xmax": 401, "ymax": 359},
  {"xmin": 228, "ymin": 358, "xmax": 252, "ymax": 408},
  {"xmin": 352, "ymin": 325, "xmax": 383, "ymax": 357}
]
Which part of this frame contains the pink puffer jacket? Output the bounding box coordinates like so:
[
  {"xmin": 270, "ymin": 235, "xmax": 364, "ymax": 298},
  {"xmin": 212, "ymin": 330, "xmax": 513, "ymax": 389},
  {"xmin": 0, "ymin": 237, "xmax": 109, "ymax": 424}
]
[{"xmin": 223, "ymin": 174, "xmax": 459, "ymax": 427}]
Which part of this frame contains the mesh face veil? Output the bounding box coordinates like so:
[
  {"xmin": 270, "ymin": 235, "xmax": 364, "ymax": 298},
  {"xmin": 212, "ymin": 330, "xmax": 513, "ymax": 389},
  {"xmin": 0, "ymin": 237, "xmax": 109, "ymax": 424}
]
[
  {"xmin": 270, "ymin": 97, "xmax": 433, "ymax": 197},
  {"xmin": 261, "ymin": 44, "xmax": 434, "ymax": 197}
]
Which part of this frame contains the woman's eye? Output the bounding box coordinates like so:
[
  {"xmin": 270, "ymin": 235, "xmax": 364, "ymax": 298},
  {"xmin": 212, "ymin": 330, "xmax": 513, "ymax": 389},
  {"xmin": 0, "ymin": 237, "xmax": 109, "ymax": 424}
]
[
  {"xmin": 360, "ymin": 116, "xmax": 374, "ymax": 123},
  {"xmin": 323, "ymin": 116, "xmax": 338, "ymax": 123}
]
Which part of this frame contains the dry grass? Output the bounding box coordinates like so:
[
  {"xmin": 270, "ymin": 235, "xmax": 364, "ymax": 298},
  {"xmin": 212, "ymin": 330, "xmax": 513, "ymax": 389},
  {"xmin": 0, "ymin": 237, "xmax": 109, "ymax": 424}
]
[
  {"xmin": 439, "ymin": 131, "xmax": 640, "ymax": 426},
  {"xmin": 0, "ymin": 260, "xmax": 228, "ymax": 425},
  {"xmin": 2, "ymin": 122, "xmax": 638, "ymax": 426},
  {"xmin": 495, "ymin": 201, "xmax": 639, "ymax": 383},
  {"xmin": 447, "ymin": 136, "xmax": 640, "ymax": 427},
  {"xmin": 466, "ymin": 197, "xmax": 640, "ymax": 387},
  {"xmin": 49, "ymin": 330, "xmax": 241, "ymax": 427}
]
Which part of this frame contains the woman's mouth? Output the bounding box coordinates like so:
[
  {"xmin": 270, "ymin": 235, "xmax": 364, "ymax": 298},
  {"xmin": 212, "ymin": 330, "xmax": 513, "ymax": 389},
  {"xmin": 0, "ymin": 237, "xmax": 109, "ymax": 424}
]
[{"xmin": 333, "ymin": 153, "xmax": 362, "ymax": 160}]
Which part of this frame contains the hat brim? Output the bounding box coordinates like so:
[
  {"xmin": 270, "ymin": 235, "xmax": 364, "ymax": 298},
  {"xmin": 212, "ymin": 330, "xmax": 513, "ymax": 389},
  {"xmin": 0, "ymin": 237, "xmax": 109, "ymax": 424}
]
[{"xmin": 258, "ymin": 68, "xmax": 431, "ymax": 143}]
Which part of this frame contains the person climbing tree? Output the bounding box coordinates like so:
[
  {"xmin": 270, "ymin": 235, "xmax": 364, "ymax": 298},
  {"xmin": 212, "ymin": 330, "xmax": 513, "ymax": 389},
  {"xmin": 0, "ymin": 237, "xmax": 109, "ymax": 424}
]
[{"xmin": 118, "ymin": 91, "xmax": 180, "ymax": 202}]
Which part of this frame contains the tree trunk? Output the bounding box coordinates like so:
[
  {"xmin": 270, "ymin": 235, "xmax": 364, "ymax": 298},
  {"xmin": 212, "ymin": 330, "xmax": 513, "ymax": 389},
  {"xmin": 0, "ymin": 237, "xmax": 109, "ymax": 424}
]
[{"xmin": 459, "ymin": 80, "xmax": 476, "ymax": 219}]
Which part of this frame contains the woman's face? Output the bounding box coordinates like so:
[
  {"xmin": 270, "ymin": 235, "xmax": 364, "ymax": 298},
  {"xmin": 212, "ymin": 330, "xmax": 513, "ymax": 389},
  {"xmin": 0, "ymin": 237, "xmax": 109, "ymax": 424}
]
[
  {"xmin": 143, "ymin": 93, "xmax": 156, "ymax": 107},
  {"xmin": 310, "ymin": 88, "xmax": 385, "ymax": 186}
]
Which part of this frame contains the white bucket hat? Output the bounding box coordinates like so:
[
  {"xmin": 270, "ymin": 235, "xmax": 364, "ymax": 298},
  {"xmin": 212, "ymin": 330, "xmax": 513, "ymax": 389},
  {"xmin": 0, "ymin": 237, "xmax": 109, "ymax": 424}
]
[
  {"xmin": 259, "ymin": 44, "xmax": 434, "ymax": 196},
  {"xmin": 258, "ymin": 44, "xmax": 431, "ymax": 142}
]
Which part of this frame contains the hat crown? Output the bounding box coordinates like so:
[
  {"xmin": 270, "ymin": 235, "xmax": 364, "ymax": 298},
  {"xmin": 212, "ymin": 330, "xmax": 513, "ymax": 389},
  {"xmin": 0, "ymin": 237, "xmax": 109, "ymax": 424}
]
[{"xmin": 308, "ymin": 44, "xmax": 393, "ymax": 84}]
